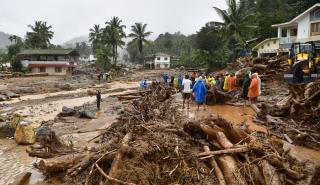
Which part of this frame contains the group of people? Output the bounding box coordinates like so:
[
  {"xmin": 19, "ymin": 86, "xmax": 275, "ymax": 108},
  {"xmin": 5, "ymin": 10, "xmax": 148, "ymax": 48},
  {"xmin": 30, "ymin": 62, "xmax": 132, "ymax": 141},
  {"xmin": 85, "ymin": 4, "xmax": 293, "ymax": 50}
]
[{"xmin": 163, "ymin": 70, "xmax": 262, "ymax": 110}]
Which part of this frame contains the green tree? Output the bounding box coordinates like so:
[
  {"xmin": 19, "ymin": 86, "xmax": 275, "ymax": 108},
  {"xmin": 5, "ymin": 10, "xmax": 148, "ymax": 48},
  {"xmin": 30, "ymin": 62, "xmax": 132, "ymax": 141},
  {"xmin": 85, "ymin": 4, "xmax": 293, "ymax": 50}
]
[
  {"xmin": 128, "ymin": 23, "xmax": 152, "ymax": 64},
  {"xmin": 213, "ymin": 0, "xmax": 254, "ymax": 47},
  {"xmin": 89, "ymin": 24, "xmax": 102, "ymax": 53},
  {"xmin": 25, "ymin": 21, "xmax": 54, "ymax": 49},
  {"xmin": 105, "ymin": 17, "xmax": 126, "ymax": 65}
]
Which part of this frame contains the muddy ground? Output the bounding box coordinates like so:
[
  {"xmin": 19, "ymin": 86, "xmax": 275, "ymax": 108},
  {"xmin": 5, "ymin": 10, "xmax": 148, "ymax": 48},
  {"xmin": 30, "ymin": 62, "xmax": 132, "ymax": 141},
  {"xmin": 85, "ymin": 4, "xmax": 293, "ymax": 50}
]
[{"xmin": 0, "ymin": 68, "xmax": 319, "ymax": 185}]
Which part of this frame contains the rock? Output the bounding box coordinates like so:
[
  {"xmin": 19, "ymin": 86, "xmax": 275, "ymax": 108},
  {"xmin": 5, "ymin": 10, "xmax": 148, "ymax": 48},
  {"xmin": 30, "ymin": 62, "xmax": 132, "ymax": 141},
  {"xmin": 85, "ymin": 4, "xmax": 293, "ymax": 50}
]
[
  {"xmin": 0, "ymin": 122, "xmax": 15, "ymax": 138},
  {"xmin": 78, "ymin": 109, "xmax": 96, "ymax": 119},
  {"xmin": 6, "ymin": 92, "xmax": 20, "ymax": 98},
  {"xmin": 10, "ymin": 114, "xmax": 24, "ymax": 129},
  {"xmin": 14, "ymin": 123, "xmax": 36, "ymax": 145},
  {"xmin": 58, "ymin": 106, "xmax": 76, "ymax": 117},
  {"xmin": 36, "ymin": 125, "xmax": 51, "ymax": 141},
  {"xmin": 15, "ymin": 87, "xmax": 36, "ymax": 94},
  {"xmin": 54, "ymin": 83, "xmax": 72, "ymax": 91},
  {"xmin": 0, "ymin": 94, "xmax": 6, "ymax": 101}
]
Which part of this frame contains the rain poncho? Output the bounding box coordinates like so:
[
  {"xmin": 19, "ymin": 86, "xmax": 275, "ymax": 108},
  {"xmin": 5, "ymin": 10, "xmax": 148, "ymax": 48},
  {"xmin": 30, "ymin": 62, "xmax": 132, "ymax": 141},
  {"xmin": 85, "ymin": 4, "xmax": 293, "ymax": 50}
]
[
  {"xmin": 163, "ymin": 73, "xmax": 169, "ymax": 83},
  {"xmin": 140, "ymin": 80, "xmax": 147, "ymax": 90},
  {"xmin": 192, "ymin": 79, "xmax": 207, "ymax": 104},
  {"xmin": 178, "ymin": 75, "xmax": 183, "ymax": 89},
  {"xmin": 248, "ymin": 78, "xmax": 259, "ymax": 98},
  {"xmin": 174, "ymin": 78, "xmax": 179, "ymax": 89},
  {"xmin": 223, "ymin": 75, "xmax": 229, "ymax": 91}
]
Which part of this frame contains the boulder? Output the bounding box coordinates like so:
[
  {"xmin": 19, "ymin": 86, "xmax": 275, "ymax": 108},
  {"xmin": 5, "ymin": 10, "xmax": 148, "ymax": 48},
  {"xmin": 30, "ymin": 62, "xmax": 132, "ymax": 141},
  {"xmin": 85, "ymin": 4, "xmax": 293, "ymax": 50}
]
[
  {"xmin": 60, "ymin": 84, "xmax": 72, "ymax": 91},
  {"xmin": 36, "ymin": 125, "xmax": 52, "ymax": 141},
  {"xmin": 0, "ymin": 94, "xmax": 6, "ymax": 101},
  {"xmin": 58, "ymin": 106, "xmax": 76, "ymax": 117},
  {"xmin": 78, "ymin": 109, "xmax": 96, "ymax": 119},
  {"xmin": 0, "ymin": 122, "xmax": 15, "ymax": 138},
  {"xmin": 14, "ymin": 122, "xmax": 36, "ymax": 145},
  {"xmin": 6, "ymin": 92, "xmax": 20, "ymax": 98},
  {"xmin": 10, "ymin": 114, "xmax": 24, "ymax": 129},
  {"xmin": 87, "ymin": 89, "xmax": 96, "ymax": 96}
]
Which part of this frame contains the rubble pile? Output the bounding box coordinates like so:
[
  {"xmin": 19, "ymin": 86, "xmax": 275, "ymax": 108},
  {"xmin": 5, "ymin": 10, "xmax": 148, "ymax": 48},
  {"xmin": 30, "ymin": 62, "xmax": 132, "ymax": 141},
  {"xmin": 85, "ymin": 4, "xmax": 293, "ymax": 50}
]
[
  {"xmin": 27, "ymin": 83, "xmax": 319, "ymax": 185},
  {"xmin": 260, "ymin": 80, "xmax": 320, "ymax": 149}
]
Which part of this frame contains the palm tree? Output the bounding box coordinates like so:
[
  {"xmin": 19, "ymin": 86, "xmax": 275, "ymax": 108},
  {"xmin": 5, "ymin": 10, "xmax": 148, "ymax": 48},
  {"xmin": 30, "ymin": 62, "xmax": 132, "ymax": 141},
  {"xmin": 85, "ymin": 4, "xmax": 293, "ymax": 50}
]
[
  {"xmin": 128, "ymin": 23, "xmax": 152, "ymax": 64},
  {"xmin": 105, "ymin": 17, "xmax": 126, "ymax": 65},
  {"xmin": 25, "ymin": 21, "xmax": 54, "ymax": 49},
  {"xmin": 89, "ymin": 24, "xmax": 102, "ymax": 53},
  {"xmin": 213, "ymin": 0, "xmax": 253, "ymax": 46}
]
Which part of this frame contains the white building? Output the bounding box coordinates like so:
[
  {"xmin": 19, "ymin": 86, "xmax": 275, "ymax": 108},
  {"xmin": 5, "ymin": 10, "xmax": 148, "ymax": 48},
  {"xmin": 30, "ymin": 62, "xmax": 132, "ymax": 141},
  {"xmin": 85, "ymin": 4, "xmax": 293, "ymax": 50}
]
[
  {"xmin": 252, "ymin": 38, "xmax": 289, "ymax": 57},
  {"xmin": 18, "ymin": 49, "xmax": 79, "ymax": 76},
  {"xmin": 272, "ymin": 3, "xmax": 320, "ymax": 49},
  {"xmin": 145, "ymin": 53, "xmax": 170, "ymax": 69}
]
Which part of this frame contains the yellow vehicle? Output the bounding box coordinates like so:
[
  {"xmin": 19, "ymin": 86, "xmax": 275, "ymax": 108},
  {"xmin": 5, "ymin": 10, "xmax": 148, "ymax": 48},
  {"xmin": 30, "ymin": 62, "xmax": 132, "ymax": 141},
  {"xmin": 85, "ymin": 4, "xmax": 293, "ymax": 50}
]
[{"xmin": 285, "ymin": 42, "xmax": 320, "ymax": 83}]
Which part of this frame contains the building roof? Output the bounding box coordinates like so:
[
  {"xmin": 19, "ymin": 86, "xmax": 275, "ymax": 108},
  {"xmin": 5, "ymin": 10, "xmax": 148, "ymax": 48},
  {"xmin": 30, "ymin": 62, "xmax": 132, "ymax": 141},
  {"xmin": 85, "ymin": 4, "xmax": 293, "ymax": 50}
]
[
  {"xmin": 18, "ymin": 49, "xmax": 79, "ymax": 56},
  {"xmin": 252, "ymin": 38, "xmax": 278, "ymax": 51},
  {"xmin": 145, "ymin": 52, "xmax": 170, "ymax": 58},
  {"xmin": 272, "ymin": 3, "xmax": 320, "ymax": 27}
]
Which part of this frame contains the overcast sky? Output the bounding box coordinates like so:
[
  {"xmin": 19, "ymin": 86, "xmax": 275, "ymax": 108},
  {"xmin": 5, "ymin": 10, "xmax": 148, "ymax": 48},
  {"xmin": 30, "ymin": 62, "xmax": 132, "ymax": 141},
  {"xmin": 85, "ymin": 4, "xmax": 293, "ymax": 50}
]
[{"xmin": 0, "ymin": 0, "xmax": 227, "ymax": 44}]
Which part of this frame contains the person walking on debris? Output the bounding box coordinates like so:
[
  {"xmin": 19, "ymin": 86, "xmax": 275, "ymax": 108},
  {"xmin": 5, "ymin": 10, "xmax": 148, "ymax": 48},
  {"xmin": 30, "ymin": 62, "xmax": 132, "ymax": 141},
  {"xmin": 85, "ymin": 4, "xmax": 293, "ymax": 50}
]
[
  {"xmin": 293, "ymin": 65, "xmax": 304, "ymax": 83},
  {"xmin": 242, "ymin": 71, "xmax": 252, "ymax": 100},
  {"xmin": 254, "ymin": 73, "xmax": 262, "ymax": 96},
  {"xmin": 192, "ymin": 76, "xmax": 207, "ymax": 111},
  {"xmin": 178, "ymin": 74, "xmax": 183, "ymax": 91},
  {"xmin": 223, "ymin": 72, "xmax": 229, "ymax": 91},
  {"xmin": 97, "ymin": 73, "xmax": 102, "ymax": 83},
  {"xmin": 96, "ymin": 90, "xmax": 102, "ymax": 111},
  {"xmin": 248, "ymin": 73, "xmax": 259, "ymax": 103},
  {"xmin": 163, "ymin": 73, "xmax": 169, "ymax": 84},
  {"xmin": 182, "ymin": 75, "xmax": 192, "ymax": 109},
  {"xmin": 140, "ymin": 79, "xmax": 147, "ymax": 90}
]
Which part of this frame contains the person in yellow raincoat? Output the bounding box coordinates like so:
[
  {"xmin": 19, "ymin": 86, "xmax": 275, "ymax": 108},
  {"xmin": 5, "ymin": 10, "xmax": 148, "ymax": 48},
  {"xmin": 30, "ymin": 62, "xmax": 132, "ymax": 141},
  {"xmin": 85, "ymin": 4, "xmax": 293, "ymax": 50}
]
[
  {"xmin": 223, "ymin": 73, "xmax": 230, "ymax": 91},
  {"xmin": 173, "ymin": 76, "xmax": 179, "ymax": 89}
]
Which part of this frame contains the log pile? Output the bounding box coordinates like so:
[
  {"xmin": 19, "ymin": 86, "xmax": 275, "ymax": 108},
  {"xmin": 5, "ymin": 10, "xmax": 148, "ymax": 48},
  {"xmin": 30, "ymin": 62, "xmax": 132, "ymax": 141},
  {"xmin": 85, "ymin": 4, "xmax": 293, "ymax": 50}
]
[
  {"xmin": 28, "ymin": 83, "xmax": 319, "ymax": 185},
  {"xmin": 235, "ymin": 55, "xmax": 289, "ymax": 80}
]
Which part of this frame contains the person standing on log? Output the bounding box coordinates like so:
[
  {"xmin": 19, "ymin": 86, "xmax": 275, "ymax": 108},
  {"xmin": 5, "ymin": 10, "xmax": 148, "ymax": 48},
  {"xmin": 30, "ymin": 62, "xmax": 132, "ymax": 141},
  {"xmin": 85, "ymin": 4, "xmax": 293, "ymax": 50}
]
[
  {"xmin": 96, "ymin": 90, "xmax": 102, "ymax": 111},
  {"xmin": 223, "ymin": 72, "xmax": 230, "ymax": 91},
  {"xmin": 241, "ymin": 72, "xmax": 251, "ymax": 99},
  {"xmin": 192, "ymin": 76, "xmax": 208, "ymax": 111},
  {"xmin": 182, "ymin": 75, "xmax": 192, "ymax": 109},
  {"xmin": 248, "ymin": 74, "xmax": 259, "ymax": 103},
  {"xmin": 162, "ymin": 73, "xmax": 169, "ymax": 84},
  {"xmin": 253, "ymin": 73, "xmax": 262, "ymax": 96}
]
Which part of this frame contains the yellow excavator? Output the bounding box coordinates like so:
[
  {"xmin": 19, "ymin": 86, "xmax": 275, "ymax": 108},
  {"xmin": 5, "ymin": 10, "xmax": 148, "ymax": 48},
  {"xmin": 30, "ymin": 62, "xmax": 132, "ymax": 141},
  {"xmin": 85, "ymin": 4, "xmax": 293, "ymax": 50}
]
[{"xmin": 284, "ymin": 42, "xmax": 320, "ymax": 83}]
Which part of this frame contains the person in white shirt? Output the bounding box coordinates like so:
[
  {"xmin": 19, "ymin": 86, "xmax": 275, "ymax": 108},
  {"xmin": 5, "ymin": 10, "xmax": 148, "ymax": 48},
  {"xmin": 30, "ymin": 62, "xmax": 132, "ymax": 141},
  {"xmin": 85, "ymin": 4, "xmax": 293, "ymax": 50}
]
[{"xmin": 182, "ymin": 75, "xmax": 192, "ymax": 109}]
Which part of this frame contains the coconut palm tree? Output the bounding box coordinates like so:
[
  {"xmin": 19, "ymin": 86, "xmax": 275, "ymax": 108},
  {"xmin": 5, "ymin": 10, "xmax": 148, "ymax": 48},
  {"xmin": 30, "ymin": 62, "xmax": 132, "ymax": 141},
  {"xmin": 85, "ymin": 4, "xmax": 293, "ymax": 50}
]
[
  {"xmin": 25, "ymin": 21, "xmax": 54, "ymax": 49},
  {"xmin": 89, "ymin": 24, "xmax": 102, "ymax": 53},
  {"xmin": 213, "ymin": 0, "xmax": 253, "ymax": 46},
  {"xmin": 105, "ymin": 17, "xmax": 126, "ymax": 65},
  {"xmin": 128, "ymin": 23, "xmax": 152, "ymax": 64}
]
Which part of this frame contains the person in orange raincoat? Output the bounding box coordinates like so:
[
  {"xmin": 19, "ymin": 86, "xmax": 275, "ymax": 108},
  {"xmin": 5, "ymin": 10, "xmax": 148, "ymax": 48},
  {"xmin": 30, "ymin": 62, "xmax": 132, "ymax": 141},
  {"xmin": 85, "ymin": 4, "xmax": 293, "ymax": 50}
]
[
  {"xmin": 227, "ymin": 73, "xmax": 237, "ymax": 92},
  {"xmin": 248, "ymin": 73, "xmax": 259, "ymax": 103}
]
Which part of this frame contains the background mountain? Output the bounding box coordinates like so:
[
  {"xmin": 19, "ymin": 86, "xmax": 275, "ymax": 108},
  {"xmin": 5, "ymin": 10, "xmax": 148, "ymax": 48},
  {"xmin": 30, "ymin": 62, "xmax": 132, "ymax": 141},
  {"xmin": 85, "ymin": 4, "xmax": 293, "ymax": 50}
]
[
  {"xmin": 63, "ymin": 35, "xmax": 89, "ymax": 48},
  {"xmin": 0, "ymin": 31, "xmax": 11, "ymax": 49}
]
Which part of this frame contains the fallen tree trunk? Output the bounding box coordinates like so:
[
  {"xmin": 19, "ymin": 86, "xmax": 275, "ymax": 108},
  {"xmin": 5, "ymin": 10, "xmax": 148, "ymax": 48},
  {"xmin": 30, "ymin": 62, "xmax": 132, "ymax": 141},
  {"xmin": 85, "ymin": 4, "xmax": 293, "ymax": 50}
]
[
  {"xmin": 117, "ymin": 96, "xmax": 141, "ymax": 101},
  {"xmin": 8, "ymin": 172, "xmax": 32, "ymax": 185},
  {"xmin": 37, "ymin": 154, "xmax": 87, "ymax": 174},
  {"xmin": 203, "ymin": 146, "xmax": 226, "ymax": 185},
  {"xmin": 108, "ymin": 133, "xmax": 132, "ymax": 184}
]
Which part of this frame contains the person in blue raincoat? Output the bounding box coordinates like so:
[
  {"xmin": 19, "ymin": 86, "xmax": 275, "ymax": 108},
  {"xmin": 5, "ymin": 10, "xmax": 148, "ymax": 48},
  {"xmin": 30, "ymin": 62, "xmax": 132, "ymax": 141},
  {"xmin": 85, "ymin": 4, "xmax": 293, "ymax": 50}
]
[
  {"xmin": 192, "ymin": 76, "xmax": 207, "ymax": 111},
  {"xmin": 163, "ymin": 73, "xmax": 169, "ymax": 84},
  {"xmin": 140, "ymin": 79, "xmax": 147, "ymax": 90},
  {"xmin": 178, "ymin": 74, "xmax": 183, "ymax": 91}
]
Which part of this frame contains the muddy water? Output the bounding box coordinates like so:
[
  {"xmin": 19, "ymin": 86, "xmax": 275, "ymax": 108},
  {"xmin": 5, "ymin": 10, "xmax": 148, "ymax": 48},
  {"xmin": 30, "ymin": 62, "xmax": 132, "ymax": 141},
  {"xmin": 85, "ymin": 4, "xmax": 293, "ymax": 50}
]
[
  {"xmin": 187, "ymin": 104, "xmax": 267, "ymax": 133},
  {"xmin": 4, "ymin": 82, "xmax": 138, "ymax": 126}
]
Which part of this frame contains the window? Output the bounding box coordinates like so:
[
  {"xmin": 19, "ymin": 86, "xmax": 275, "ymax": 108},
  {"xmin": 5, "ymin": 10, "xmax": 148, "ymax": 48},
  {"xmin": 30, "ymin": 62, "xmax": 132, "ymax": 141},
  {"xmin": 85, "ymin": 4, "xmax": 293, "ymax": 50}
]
[
  {"xmin": 311, "ymin": 22, "xmax": 320, "ymax": 36},
  {"xmin": 55, "ymin": 67, "xmax": 62, "ymax": 73},
  {"xmin": 39, "ymin": 67, "xmax": 46, "ymax": 73},
  {"xmin": 157, "ymin": 57, "xmax": 161, "ymax": 60},
  {"xmin": 164, "ymin": 64, "xmax": 168, "ymax": 68},
  {"xmin": 273, "ymin": 40, "xmax": 277, "ymax": 44},
  {"xmin": 267, "ymin": 43, "xmax": 270, "ymax": 47},
  {"xmin": 281, "ymin": 29, "xmax": 287, "ymax": 37},
  {"xmin": 156, "ymin": 64, "xmax": 160, "ymax": 68},
  {"xmin": 290, "ymin": 28, "xmax": 297, "ymax": 36},
  {"xmin": 164, "ymin": 57, "xmax": 168, "ymax": 60}
]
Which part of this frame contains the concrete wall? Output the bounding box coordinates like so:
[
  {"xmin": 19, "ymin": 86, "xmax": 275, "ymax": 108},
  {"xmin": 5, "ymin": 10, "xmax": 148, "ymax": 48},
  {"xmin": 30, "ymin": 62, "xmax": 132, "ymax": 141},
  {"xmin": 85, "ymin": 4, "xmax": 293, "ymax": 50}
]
[
  {"xmin": 297, "ymin": 14, "xmax": 310, "ymax": 39},
  {"xmin": 31, "ymin": 67, "xmax": 68, "ymax": 75}
]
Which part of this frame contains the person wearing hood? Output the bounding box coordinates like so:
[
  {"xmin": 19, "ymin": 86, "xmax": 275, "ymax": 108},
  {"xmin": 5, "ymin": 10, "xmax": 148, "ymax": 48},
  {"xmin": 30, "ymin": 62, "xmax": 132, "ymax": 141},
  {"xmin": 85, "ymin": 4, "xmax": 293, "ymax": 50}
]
[
  {"xmin": 241, "ymin": 71, "xmax": 251, "ymax": 99},
  {"xmin": 253, "ymin": 73, "xmax": 262, "ymax": 96},
  {"xmin": 248, "ymin": 73, "xmax": 259, "ymax": 103},
  {"xmin": 192, "ymin": 76, "xmax": 208, "ymax": 111},
  {"xmin": 223, "ymin": 73, "xmax": 230, "ymax": 91}
]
